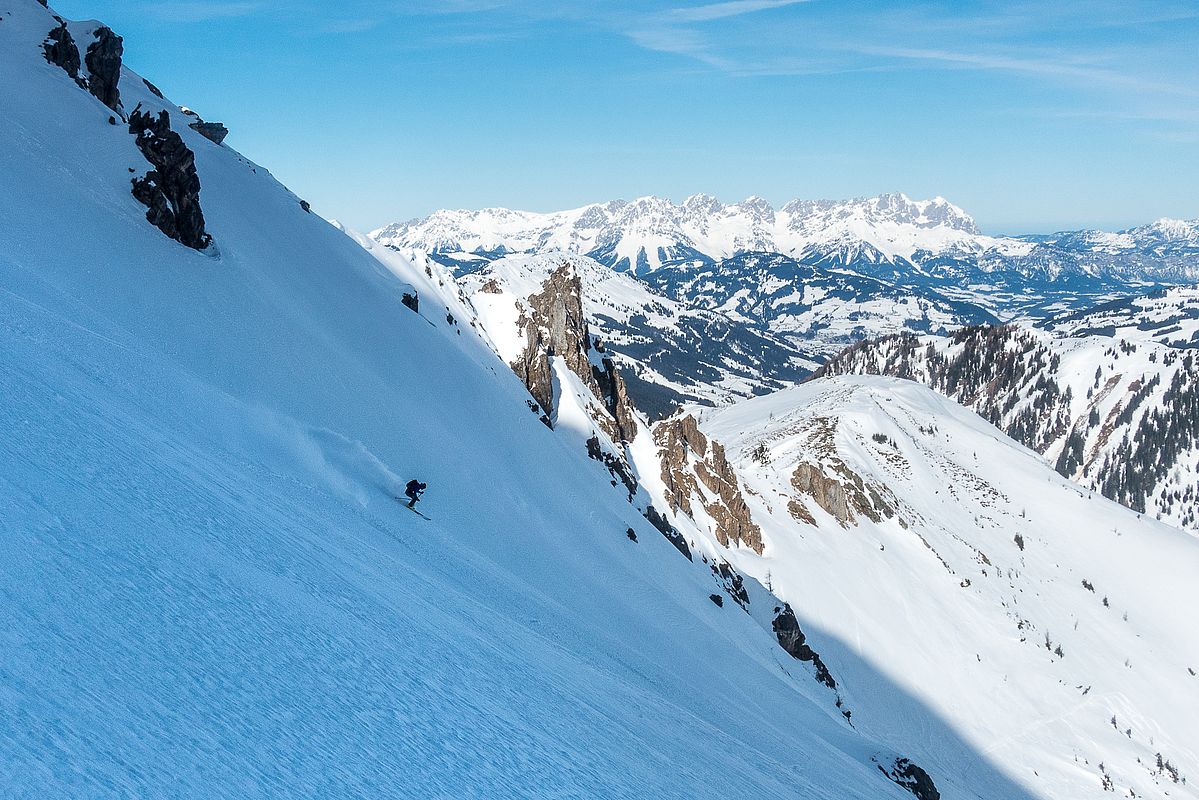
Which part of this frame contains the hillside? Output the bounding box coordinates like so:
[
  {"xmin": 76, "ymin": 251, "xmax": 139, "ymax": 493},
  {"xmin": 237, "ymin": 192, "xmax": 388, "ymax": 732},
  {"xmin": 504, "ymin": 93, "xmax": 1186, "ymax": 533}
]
[
  {"xmin": 815, "ymin": 326, "xmax": 1199, "ymax": 531},
  {"xmin": 0, "ymin": 2, "xmax": 971, "ymax": 797},
  {"xmin": 692, "ymin": 376, "xmax": 1199, "ymax": 800}
]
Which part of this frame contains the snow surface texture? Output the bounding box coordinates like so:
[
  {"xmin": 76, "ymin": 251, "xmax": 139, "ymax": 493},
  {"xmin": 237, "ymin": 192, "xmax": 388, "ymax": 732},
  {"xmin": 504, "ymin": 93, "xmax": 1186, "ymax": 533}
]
[
  {"xmin": 0, "ymin": 3, "xmax": 992, "ymax": 797},
  {"xmin": 693, "ymin": 377, "xmax": 1199, "ymax": 800}
]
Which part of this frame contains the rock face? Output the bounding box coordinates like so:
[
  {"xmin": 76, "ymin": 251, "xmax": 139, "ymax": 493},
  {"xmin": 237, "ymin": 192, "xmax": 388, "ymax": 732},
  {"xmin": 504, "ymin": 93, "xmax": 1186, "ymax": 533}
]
[
  {"xmin": 880, "ymin": 758, "xmax": 940, "ymax": 800},
  {"xmin": 771, "ymin": 604, "xmax": 836, "ymax": 689},
  {"xmin": 511, "ymin": 262, "xmax": 637, "ymax": 443},
  {"xmin": 654, "ymin": 413, "xmax": 763, "ymax": 553},
  {"xmin": 43, "ymin": 22, "xmax": 82, "ymax": 84},
  {"xmin": 786, "ymin": 417, "xmax": 899, "ymax": 528},
  {"xmin": 84, "ymin": 26, "xmax": 123, "ymax": 113},
  {"xmin": 188, "ymin": 120, "xmax": 229, "ymax": 145},
  {"xmin": 128, "ymin": 107, "xmax": 210, "ymax": 250}
]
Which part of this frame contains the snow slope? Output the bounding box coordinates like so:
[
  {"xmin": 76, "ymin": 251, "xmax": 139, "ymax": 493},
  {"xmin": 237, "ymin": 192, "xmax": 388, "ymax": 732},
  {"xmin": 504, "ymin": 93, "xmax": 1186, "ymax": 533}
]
[
  {"xmin": 694, "ymin": 376, "xmax": 1199, "ymax": 800},
  {"xmin": 0, "ymin": 3, "xmax": 996, "ymax": 797}
]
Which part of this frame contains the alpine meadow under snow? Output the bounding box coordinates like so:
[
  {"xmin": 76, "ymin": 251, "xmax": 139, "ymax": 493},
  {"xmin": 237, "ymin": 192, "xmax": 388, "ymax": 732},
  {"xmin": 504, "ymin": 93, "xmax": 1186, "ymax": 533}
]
[{"xmin": 2, "ymin": 2, "xmax": 1199, "ymax": 799}]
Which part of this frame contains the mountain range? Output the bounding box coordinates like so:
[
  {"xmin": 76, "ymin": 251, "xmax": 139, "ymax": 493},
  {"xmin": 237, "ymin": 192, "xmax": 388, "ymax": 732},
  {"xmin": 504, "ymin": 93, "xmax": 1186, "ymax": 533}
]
[{"xmin": 374, "ymin": 194, "xmax": 1199, "ymax": 295}]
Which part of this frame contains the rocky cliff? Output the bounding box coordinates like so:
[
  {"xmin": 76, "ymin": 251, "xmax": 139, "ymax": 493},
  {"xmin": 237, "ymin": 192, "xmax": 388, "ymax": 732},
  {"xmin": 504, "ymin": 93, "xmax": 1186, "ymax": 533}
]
[{"xmin": 654, "ymin": 413, "xmax": 763, "ymax": 553}]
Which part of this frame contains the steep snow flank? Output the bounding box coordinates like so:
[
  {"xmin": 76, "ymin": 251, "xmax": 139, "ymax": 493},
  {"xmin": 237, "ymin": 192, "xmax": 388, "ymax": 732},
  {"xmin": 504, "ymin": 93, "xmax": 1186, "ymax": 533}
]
[
  {"xmin": 697, "ymin": 376, "xmax": 1199, "ymax": 800},
  {"xmin": 0, "ymin": 3, "xmax": 976, "ymax": 797}
]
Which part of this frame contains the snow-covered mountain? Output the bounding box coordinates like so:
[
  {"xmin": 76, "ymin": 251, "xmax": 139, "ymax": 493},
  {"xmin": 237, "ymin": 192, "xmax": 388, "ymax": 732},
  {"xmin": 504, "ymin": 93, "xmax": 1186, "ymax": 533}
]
[
  {"xmin": 374, "ymin": 196, "xmax": 1199, "ymax": 294},
  {"xmin": 0, "ymin": 2, "xmax": 1004, "ymax": 797},
  {"xmin": 816, "ymin": 326, "xmax": 1199, "ymax": 531},
  {"xmin": 393, "ymin": 218, "xmax": 1199, "ymax": 799},
  {"xmin": 373, "ymin": 192, "xmax": 1021, "ymax": 274},
  {"xmin": 641, "ymin": 251, "xmax": 999, "ymax": 354},
  {"xmin": 688, "ymin": 376, "xmax": 1199, "ymax": 800},
  {"xmin": 5, "ymin": 2, "xmax": 1199, "ymax": 798}
]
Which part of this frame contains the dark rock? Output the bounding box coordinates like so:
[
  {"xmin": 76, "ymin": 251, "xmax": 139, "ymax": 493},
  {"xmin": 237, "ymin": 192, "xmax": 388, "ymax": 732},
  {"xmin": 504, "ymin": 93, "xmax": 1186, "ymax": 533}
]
[
  {"xmin": 84, "ymin": 26, "xmax": 123, "ymax": 113},
  {"xmin": 43, "ymin": 22, "xmax": 82, "ymax": 84},
  {"xmin": 299, "ymin": 199, "xmax": 311, "ymax": 213},
  {"xmin": 710, "ymin": 561, "xmax": 750, "ymax": 608},
  {"xmin": 772, "ymin": 604, "xmax": 836, "ymax": 690},
  {"xmin": 626, "ymin": 527, "xmax": 637, "ymax": 542},
  {"xmin": 401, "ymin": 291, "xmax": 419, "ymax": 312},
  {"xmin": 128, "ymin": 106, "xmax": 210, "ymax": 250},
  {"xmin": 709, "ymin": 594, "xmax": 724, "ymax": 607},
  {"xmin": 880, "ymin": 758, "xmax": 940, "ymax": 800},
  {"xmin": 643, "ymin": 504, "xmax": 691, "ymax": 561},
  {"xmin": 585, "ymin": 435, "xmax": 637, "ymax": 495},
  {"xmin": 142, "ymin": 78, "xmax": 164, "ymax": 98},
  {"xmin": 188, "ymin": 120, "xmax": 228, "ymax": 145}
]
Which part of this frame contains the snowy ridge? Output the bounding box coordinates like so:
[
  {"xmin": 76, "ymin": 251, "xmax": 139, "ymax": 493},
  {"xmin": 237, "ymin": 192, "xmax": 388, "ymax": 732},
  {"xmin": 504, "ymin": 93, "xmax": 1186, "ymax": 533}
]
[
  {"xmin": 694, "ymin": 376, "xmax": 1199, "ymax": 800},
  {"xmin": 374, "ymin": 196, "xmax": 1199, "ymax": 292},
  {"xmin": 816, "ymin": 326, "xmax": 1199, "ymax": 531}
]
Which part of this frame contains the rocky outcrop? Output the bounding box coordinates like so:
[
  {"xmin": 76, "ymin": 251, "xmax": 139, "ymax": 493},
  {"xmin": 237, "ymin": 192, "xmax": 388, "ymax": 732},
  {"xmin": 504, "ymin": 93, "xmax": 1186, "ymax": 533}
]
[
  {"xmin": 879, "ymin": 758, "xmax": 940, "ymax": 800},
  {"xmin": 590, "ymin": 338, "xmax": 639, "ymax": 444},
  {"xmin": 772, "ymin": 604, "xmax": 836, "ymax": 689},
  {"xmin": 510, "ymin": 262, "xmax": 638, "ymax": 442},
  {"xmin": 654, "ymin": 414, "xmax": 763, "ymax": 553},
  {"xmin": 643, "ymin": 504, "xmax": 691, "ymax": 561},
  {"xmin": 128, "ymin": 107, "xmax": 210, "ymax": 250},
  {"xmin": 84, "ymin": 26, "xmax": 123, "ymax": 113},
  {"xmin": 188, "ymin": 120, "xmax": 229, "ymax": 145},
  {"xmin": 709, "ymin": 561, "xmax": 750, "ymax": 608},
  {"xmin": 43, "ymin": 22, "xmax": 82, "ymax": 84},
  {"xmin": 786, "ymin": 417, "xmax": 899, "ymax": 528}
]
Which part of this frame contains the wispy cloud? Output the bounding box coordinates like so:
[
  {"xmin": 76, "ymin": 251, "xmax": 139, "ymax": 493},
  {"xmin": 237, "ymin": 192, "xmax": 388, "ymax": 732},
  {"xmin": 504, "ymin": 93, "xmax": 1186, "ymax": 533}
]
[
  {"xmin": 859, "ymin": 45, "xmax": 1199, "ymax": 99},
  {"xmin": 668, "ymin": 0, "xmax": 810, "ymax": 23}
]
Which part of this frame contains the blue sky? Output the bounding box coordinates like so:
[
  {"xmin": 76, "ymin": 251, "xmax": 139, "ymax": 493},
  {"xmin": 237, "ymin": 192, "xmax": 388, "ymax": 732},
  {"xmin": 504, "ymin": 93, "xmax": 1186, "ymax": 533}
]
[{"xmin": 53, "ymin": 0, "xmax": 1199, "ymax": 233}]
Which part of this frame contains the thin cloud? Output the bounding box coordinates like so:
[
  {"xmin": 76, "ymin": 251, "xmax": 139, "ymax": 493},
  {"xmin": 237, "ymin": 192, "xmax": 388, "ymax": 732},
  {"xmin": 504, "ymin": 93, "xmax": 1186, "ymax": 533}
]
[
  {"xmin": 669, "ymin": 0, "xmax": 810, "ymax": 23},
  {"xmin": 861, "ymin": 45, "xmax": 1199, "ymax": 99}
]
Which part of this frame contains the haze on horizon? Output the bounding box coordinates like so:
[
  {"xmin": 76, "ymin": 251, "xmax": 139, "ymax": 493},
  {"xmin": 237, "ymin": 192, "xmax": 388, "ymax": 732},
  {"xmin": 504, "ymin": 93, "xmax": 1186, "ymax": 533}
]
[{"xmin": 51, "ymin": 0, "xmax": 1199, "ymax": 235}]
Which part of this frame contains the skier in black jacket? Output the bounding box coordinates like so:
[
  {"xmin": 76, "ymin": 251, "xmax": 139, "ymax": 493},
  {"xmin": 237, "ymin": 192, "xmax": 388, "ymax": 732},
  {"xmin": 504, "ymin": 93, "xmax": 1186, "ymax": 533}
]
[{"xmin": 404, "ymin": 479, "xmax": 427, "ymax": 509}]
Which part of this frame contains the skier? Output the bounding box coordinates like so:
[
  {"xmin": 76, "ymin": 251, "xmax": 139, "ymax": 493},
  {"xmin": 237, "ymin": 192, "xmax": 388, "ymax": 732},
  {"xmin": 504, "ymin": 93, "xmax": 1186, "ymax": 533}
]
[{"xmin": 404, "ymin": 479, "xmax": 427, "ymax": 509}]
